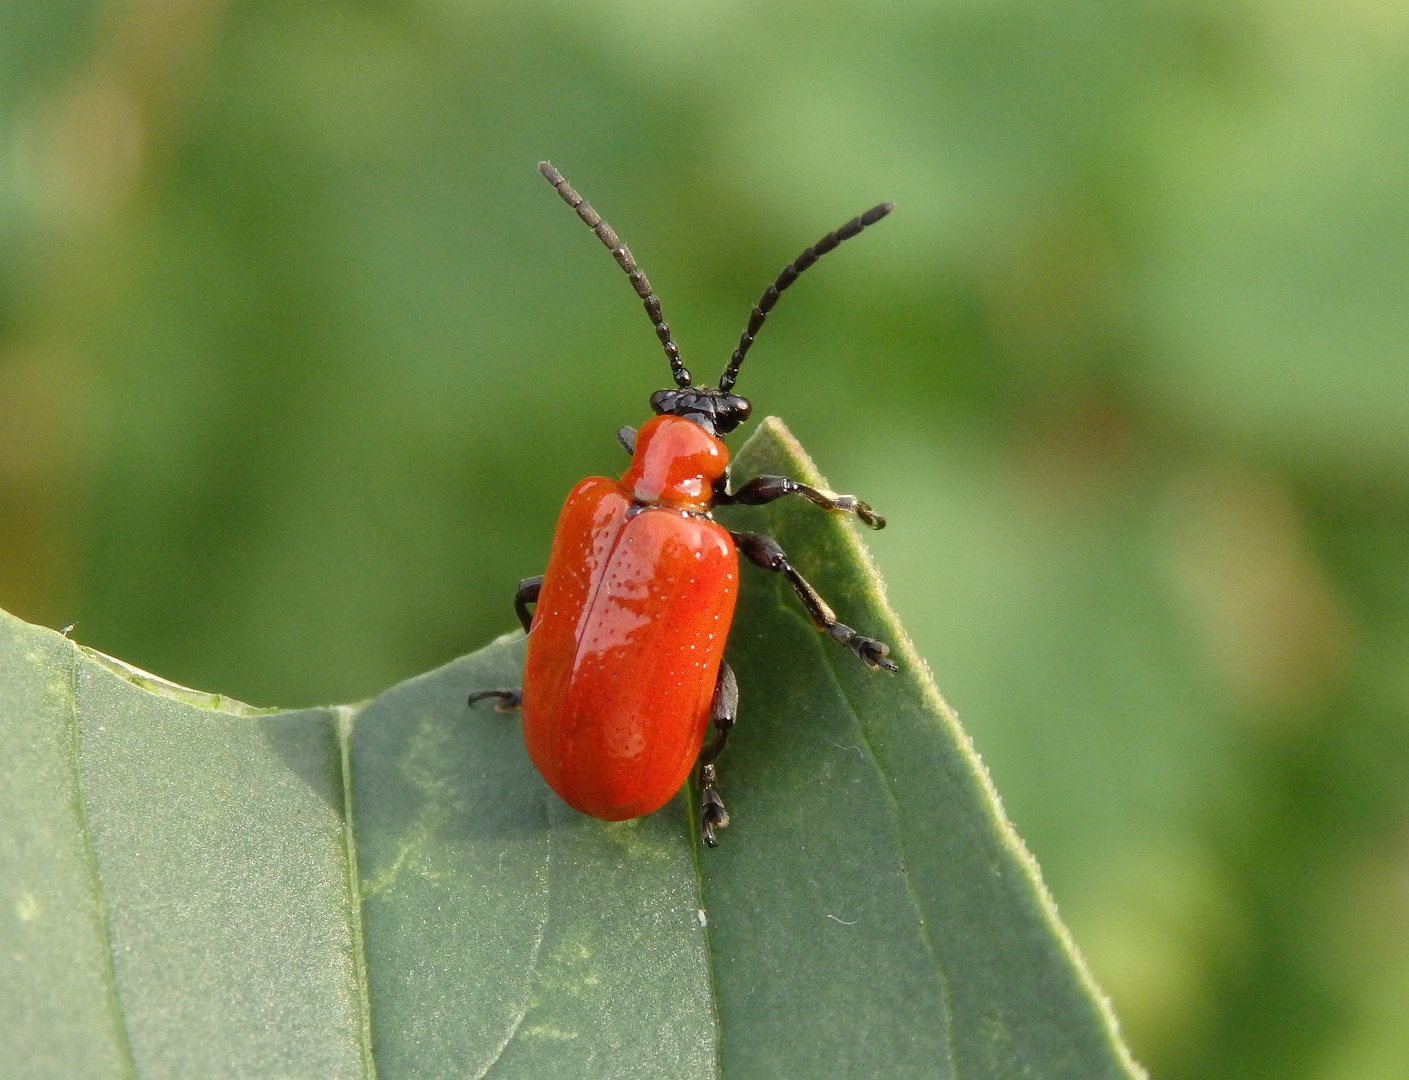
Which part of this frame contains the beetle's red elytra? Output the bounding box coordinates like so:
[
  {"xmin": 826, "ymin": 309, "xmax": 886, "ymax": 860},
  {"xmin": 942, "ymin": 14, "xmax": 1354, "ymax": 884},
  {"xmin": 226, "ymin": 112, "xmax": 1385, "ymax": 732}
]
[
  {"xmin": 469, "ymin": 162, "xmax": 896, "ymax": 846},
  {"xmin": 523, "ymin": 414, "xmax": 738, "ymax": 822}
]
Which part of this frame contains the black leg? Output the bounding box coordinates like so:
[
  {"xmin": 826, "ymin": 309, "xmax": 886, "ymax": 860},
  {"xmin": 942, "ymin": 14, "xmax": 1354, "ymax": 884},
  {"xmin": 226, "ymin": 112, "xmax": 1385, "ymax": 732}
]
[
  {"xmin": 714, "ymin": 474, "xmax": 885, "ymax": 529},
  {"xmin": 731, "ymin": 531, "xmax": 898, "ymax": 671},
  {"xmin": 514, "ymin": 576, "xmax": 543, "ymax": 634},
  {"xmin": 467, "ymin": 688, "xmax": 522, "ymax": 710},
  {"xmin": 616, "ymin": 425, "xmax": 636, "ymax": 456},
  {"xmin": 467, "ymin": 576, "xmax": 542, "ymax": 709},
  {"xmin": 697, "ymin": 660, "xmax": 738, "ymax": 847}
]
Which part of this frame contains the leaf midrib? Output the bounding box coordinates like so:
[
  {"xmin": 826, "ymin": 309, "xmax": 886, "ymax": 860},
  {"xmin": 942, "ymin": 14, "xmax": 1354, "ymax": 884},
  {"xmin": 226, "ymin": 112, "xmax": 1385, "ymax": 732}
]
[
  {"xmin": 769, "ymin": 578, "xmax": 962, "ymax": 1078},
  {"xmin": 337, "ymin": 704, "xmax": 378, "ymax": 1080},
  {"xmin": 64, "ymin": 639, "xmax": 139, "ymax": 1079}
]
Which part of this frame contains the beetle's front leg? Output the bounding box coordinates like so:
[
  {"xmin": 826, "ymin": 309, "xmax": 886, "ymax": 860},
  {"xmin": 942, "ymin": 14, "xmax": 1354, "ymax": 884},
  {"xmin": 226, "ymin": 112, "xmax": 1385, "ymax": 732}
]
[
  {"xmin": 697, "ymin": 660, "xmax": 739, "ymax": 847},
  {"xmin": 730, "ymin": 531, "xmax": 898, "ymax": 671},
  {"xmin": 714, "ymin": 474, "xmax": 885, "ymax": 529}
]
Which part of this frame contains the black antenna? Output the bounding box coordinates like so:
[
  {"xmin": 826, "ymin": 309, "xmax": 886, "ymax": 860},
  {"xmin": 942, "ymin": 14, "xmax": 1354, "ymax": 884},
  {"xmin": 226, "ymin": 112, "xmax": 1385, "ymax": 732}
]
[
  {"xmin": 539, "ymin": 162, "xmax": 691, "ymax": 389},
  {"xmin": 718, "ymin": 202, "xmax": 892, "ymax": 393}
]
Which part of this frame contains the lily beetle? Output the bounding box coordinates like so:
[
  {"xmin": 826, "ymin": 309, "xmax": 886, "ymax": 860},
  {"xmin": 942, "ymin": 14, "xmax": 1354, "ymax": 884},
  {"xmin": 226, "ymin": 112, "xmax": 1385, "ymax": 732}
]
[{"xmin": 469, "ymin": 162, "xmax": 896, "ymax": 846}]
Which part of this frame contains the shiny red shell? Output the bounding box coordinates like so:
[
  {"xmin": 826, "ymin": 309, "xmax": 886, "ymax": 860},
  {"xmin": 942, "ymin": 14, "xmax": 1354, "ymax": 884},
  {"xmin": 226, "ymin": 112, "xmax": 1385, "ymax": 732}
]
[{"xmin": 521, "ymin": 415, "xmax": 739, "ymax": 820}]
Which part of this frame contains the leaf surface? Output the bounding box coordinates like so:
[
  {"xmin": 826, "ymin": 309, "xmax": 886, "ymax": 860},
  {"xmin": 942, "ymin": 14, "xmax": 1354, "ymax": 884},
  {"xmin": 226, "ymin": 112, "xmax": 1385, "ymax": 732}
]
[{"xmin": 0, "ymin": 418, "xmax": 1141, "ymax": 1079}]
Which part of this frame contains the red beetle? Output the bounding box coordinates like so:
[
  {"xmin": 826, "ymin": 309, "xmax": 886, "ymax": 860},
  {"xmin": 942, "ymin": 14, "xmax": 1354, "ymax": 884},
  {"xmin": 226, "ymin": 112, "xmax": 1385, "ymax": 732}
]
[{"xmin": 470, "ymin": 163, "xmax": 896, "ymax": 845}]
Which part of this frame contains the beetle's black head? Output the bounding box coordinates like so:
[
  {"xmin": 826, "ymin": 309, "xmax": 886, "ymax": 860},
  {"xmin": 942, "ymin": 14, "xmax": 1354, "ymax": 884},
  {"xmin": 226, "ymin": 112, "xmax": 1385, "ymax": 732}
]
[{"xmin": 649, "ymin": 387, "xmax": 752, "ymax": 438}]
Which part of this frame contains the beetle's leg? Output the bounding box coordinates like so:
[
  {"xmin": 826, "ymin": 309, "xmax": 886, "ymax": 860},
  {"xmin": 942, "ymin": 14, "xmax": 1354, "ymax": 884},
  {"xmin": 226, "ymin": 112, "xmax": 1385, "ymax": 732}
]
[
  {"xmin": 616, "ymin": 425, "xmax": 636, "ymax": 456},
  {"xmin": 515, "ymin": 576, "xmax": 543, "ymax": 634},
  {"xmin": 730, "ymin": 531, "xmax": 898, "ymax": 671},
  {"xmin": 466, "ymin": 576, "xmax": 543, "ymax": 709},
  {"xmin": 699, "ymin": 660, "xmax": 739, "ymax": 766},
  {"xmin": 715, "ymin": 475, "xmax": 885, "ymax": 529},
  {"xmin": 697, "ymin": 660, "xmax": 738, "ymax": 848},
  {"xmin": 467, "ymin": 688, "xmax": 522, "ymax": 711}
]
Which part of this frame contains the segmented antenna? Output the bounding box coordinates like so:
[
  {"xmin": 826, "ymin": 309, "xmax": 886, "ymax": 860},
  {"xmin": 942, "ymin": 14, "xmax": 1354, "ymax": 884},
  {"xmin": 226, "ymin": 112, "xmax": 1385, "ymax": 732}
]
[
  {"xmin": 719, "ymin": 202, "xmax": 893, "ymax": 393},
  {"xmin": 539, "ymin": 162, "xmax": 691, "ymax": 388}
]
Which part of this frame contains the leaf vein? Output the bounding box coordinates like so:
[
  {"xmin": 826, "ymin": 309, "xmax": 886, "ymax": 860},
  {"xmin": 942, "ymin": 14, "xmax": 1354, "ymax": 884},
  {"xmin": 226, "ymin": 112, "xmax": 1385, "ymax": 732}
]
[
  {"xmin": 475, "ymin": 799, "xmax": 552, "ymax": 1080},
  {"xmin": 686, "ymin": 792, "xmax": 725, "ymax": 1080},
  {"xmin": 766, "ymin": 582, "xmax": 963, "ymax": 1080},
  {"xmin": 65, "ymin": 641, "xmax": 139, "ymax": 1079},
  {"xmin": 336, "ymin": 704, "xmax": 378, "ymax": 1080}
]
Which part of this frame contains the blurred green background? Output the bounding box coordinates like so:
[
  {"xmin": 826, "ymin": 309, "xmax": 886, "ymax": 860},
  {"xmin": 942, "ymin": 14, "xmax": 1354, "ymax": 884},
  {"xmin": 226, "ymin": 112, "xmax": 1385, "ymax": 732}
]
[{"xmin": 4, "ymin": 0, "xmax": 1409, "ymax": 1076}]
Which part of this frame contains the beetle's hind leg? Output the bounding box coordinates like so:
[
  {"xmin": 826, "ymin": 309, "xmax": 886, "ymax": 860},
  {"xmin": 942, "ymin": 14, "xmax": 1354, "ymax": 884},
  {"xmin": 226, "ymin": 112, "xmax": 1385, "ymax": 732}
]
[
  {"xmin": 465, "ymin": 575, "xmax": 544, "ymax": 709},
  {"xmin": 467, "ymin": 688, "xmax": 522, "ymax": 711},
  {"xmin": 697, "ymin": 660, "xmax": 739, "ymax": 847},
  {"xmin": 730, "ymin": 531, "xmax": 898, "ymax": 672}
]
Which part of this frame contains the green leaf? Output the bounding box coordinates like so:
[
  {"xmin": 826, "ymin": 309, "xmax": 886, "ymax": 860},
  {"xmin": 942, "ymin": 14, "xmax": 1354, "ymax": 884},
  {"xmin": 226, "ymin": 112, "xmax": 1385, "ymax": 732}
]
[{"xmin": 0, "ymin": 418, "xmax": 1141, "ymax": 1079}]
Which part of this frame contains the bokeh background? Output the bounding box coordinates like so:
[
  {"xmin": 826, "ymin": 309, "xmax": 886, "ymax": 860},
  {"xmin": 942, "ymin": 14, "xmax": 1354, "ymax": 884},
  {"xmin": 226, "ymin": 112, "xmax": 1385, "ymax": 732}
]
[{"xmin": 4, "ymin": 1, "xmax": 1409, "ymax": 1076}]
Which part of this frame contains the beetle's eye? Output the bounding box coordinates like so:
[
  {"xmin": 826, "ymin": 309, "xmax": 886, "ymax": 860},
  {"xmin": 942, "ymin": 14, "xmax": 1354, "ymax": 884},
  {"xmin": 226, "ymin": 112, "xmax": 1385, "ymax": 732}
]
[{"xmin": 733, "ymin": 397, "xmax": 752, "ymax": 421}]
